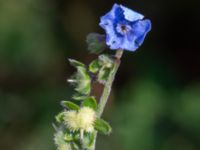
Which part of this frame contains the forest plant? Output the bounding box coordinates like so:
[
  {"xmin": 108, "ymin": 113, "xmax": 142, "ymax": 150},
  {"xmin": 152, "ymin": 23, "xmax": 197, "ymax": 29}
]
[{"xmin": 53, "ymin": 3, "xmax": 151, "ymax": 150}]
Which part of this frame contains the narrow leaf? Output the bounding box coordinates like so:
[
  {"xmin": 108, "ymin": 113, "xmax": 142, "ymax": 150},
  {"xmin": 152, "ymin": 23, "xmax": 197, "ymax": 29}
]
[
  {"xmin": 61, "ymin": 101, "xmax": 80, "ymax": 110},
  {"xmin": 68, "ymin": 59, "xmax": 85, "ymax": 68},
  {"xmin": 94, "ymin": 118, "xmax": 112, "ymax": 135},
  {"xmin": 72, "ymin": 93, "xmax": 88, "ymax": 101}
]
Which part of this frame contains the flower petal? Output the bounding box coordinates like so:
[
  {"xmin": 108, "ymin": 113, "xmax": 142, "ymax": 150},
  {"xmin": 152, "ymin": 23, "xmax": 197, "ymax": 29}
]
[
  {"xmin": 106, "ymin": 32, "xmax": 122, "ymax": 50},
  {"xmin": 120, "ymin": 5, "xmax": 144, "ymax": 22},
  {"xmin": 99, "ymin": 4, "xmax": 120, "ymax": 29},
  {"xmin": 119, "ymin": 33, "xmax": 138, "ymax": 51},
  {"xmin": 100, "ymin": 19, "xmax": 120, "ymax": 49},
  {"xmin": 99, "ymin": 6, "xmax": 123, "ymax": 50},
  {"xmin": 132, "ymin": 19, "xmax": 152, "ymax": 46}
]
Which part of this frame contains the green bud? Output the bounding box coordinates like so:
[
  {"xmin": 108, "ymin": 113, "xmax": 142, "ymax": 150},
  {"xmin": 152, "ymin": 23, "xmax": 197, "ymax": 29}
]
[
  {"xmin": 89, "ymin": 54, "xmax": 115, "ymax": 84},
  {"xmin": 75, "ymin": 67, "xmax": 91, "ymax": 95},
  {"xmin": 89, "ymin": 59, "xmax": 102, "ymax": 74},
  {"xmin": 97, "ymin": 66, "xmax": 111, "ymax": 84},
  {"xmin": 86, "ymin": 33, "xmax": 107, "ymax": 54},
  {"xmin": 98, "ymin": 54, "xmax": 114, "ymax": 68},
  {"xmin": 68, "ymin": 65, "xmax": 91, "ymax": 97}
]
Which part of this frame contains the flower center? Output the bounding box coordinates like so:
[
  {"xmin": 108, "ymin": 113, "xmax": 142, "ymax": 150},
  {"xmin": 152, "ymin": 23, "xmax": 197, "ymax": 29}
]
[
  {"xmin": 121, "ymin": 25, "xmax": 127, "ymax": 32},
  {"xmin": 116, "ymin": 24, "xmax": 131, "ymax": 35}
]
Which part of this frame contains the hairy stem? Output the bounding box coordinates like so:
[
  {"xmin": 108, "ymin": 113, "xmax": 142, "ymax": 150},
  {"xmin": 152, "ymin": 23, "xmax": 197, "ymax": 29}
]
[
  {"xmin": 91, "ymin": 50, "xmax": 123, "ymax": 150},
  {"xmin": 97, "ymin": 50, "xmax": 123, "ymax": 117}
]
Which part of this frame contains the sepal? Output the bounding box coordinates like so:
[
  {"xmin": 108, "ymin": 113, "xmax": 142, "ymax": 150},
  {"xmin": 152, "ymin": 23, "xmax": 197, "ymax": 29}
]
[
  {"xmin": 55, "ymin": 112, "xmax": 65, "ymax": 123},
  {"xmin": 68, "ymin": 59, "xmax": 85, "ymax": 68},
  {"xmin": 82, "ymin": 97, "xmax": 97, "ymax": 110}
]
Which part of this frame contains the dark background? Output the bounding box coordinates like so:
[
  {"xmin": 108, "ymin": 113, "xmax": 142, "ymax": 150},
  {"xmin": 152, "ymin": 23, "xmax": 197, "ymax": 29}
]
[{"xmin": 0, "ymin": 0, "xmax": 200, "ymax": 150}]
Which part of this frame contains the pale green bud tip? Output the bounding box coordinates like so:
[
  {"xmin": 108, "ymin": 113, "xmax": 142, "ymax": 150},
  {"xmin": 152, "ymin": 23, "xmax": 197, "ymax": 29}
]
[
  {"xmin": 78, "ymin": 107, "xmax": 96, "ymax": 132},
  {"xmin": 63, "ymin": 107, "xmax": 96, "ymax": 132},
  {"xmin": 63, "ymin": 110, "xmax": 79, "ymax": 132}
]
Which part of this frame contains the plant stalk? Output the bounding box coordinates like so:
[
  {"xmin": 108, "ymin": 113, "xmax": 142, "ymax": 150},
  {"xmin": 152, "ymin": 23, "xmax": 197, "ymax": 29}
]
[
  {"xmin": 97, "ymin": 49, "xmax": 123, "ymax": 117},
  {"xmin": 91, "ymin": 49, "xmax": 123, "ymax": 150}
]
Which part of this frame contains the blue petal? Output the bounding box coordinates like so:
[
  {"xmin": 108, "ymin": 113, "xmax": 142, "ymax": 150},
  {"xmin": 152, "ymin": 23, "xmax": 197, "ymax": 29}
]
[
  {"xmin": 99, "ymin": 3, "xmax": 120, "ymax": 28},
  {"xmin": 119, "ymin": 33, "xmax": 138, "ymax": 51},
  {"xmin": 100, "ymin": 16, "xmax": 123, "ymax": 50},
  {"xmin": 106, "ymin": 29, "xmax": 123, "ymax": 50},
  {"xmin": 117, "ymin": 20, "xmax": 152, "ymax": 51},
  {"xmin": 113, "ymin": 5, "xmax": 124, "ymax": 22},
  {"xmin": 99, "ymin": 4, "xmax": 124, "ymax": 50},
  {"xmin": 132, "ymin": 19, "xmax": 152, "ymax": 47},
  {"xmin": 100, "ymin": 16, "xmax": 120, "ymax": 50},
  {"xmin": 120, "ymin": 5, "xmax": 144, "ymax": 22}
]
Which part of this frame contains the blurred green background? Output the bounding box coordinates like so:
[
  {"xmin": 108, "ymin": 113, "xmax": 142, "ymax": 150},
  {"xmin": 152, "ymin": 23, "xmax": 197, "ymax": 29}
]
[{"xmin": 0, "ymin": 0, "xmax": 200, "ymax": 150}]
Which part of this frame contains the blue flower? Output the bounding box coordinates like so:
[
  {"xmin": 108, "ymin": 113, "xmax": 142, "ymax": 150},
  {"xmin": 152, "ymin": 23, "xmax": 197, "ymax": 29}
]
[{"xmin": 99, "ymin": 4, "xmax": 151, "ymax": 52}]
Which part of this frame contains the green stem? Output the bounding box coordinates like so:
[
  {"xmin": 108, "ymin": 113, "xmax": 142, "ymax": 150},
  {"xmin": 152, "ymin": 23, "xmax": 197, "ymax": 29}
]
[
  {"xmin": 91, "ymin": 50, "xmax": 123, "ymax": 150},
  {"xmin": 97, "ymin": 50, "xmax": 123, "ymax": 117}
]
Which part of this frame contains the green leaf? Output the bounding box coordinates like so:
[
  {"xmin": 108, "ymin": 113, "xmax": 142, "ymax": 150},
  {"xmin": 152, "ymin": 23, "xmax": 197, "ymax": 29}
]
[
  {"xmin": 89, "ymin": 59, "xmax": 102, "ymax": 74},
  {"xmin": 68, "ymin": 59, "xmax": 85, "ymax": 68},
  {"xmin": 55, "ymin": 112, "xmax": 65, "ymax": 123},
  {"xmin": 82, "ymin": 97, "xmax": 97, "ymax": 110},
  {"xmin": 61, "ymin": 101, "xmax": 80, "ymax": 110},
  {"xmin": 86, "ymin": 33, "xmax": 106, "ymax": 54},
  {"xmin": 94, "ymin": 118, "xmax": 112, "ymax": 135}
]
